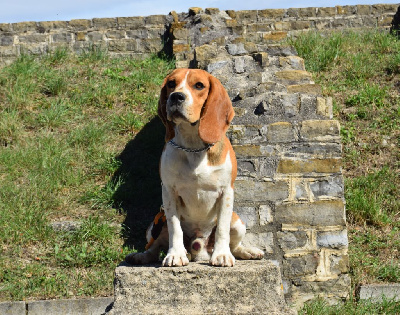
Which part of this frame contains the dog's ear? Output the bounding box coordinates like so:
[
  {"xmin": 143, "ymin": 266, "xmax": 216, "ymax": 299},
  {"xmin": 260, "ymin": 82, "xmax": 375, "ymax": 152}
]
[
  {"xmin": 158, "ymin": 77, "xmax": 175, "ymax": 142},
  {"xmin": 198, "ymin": 74, "xmax": 234, "ymax": 144}
]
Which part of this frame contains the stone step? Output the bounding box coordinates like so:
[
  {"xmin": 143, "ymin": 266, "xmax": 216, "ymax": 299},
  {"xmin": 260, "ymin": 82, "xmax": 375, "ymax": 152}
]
[{"xmin": 107, "ymin": 260, "xmax": 295, "ymax": 315}]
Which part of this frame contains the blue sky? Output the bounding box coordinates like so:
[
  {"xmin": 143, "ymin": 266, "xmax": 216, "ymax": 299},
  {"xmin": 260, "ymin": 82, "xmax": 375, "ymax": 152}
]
[{"xmin": 0, "ymin": 0, "xmax": 399, "ymax": 23}]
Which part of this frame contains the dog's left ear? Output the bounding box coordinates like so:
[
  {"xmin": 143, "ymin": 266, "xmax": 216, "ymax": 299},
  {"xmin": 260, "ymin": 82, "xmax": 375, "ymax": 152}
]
[
  {"xmin": 158, "ymin": 77, "xmax": 175, "ymax": 142},
  {"xmin": 198, "ymin": 75, "xmax": 234, "ymax": 144}
]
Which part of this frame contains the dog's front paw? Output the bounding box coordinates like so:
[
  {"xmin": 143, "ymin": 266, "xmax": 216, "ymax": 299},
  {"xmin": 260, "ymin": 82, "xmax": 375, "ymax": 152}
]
[
  {"xmin": 162, "ymin": 249, "xmax": 189, "ymax": 267},
  {"xmin": 210, "ymin": 250, "xmax": 235, "ymax": 267}
]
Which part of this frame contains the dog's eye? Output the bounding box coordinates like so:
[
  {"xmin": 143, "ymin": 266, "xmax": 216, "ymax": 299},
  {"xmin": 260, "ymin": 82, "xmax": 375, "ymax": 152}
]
[
  {"xmin": 167, "ymin": 81, "xmax": 176, "ymax": 89},
  {"xmin": 194, "ymin": 82, "xmax": 204, "ymax": 90}
]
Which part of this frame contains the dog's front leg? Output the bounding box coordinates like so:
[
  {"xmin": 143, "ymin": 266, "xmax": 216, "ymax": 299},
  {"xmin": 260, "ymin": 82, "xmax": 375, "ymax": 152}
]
[
  {"xmin": 210, "ymin": 187, "xmax": 235, "ymax": 267},
  {"xmin": 161, "ymin": 185, "xmax": 189, "ymax": 267}
]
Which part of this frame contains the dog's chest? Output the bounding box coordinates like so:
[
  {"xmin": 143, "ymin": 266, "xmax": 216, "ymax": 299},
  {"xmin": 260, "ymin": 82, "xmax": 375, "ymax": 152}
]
[{"xmin": 161, "ymin": 147, "xmax": 232, "ymax": 213}]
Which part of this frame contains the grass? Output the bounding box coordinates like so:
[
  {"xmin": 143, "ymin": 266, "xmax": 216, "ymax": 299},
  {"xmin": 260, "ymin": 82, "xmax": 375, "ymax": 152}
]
[
  {"xmin": 290, "ymin": 29, "xmax": 400, "ymax": 313},
  {"xmin": 0, "ymin": 28, "xmax": 399, "ymax": 311},
  {"xmin": 0, "ymin": 48, "xmax": 174, "ymax": 301}
]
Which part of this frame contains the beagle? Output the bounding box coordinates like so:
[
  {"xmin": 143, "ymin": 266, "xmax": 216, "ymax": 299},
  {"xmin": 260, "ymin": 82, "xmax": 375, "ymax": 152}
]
[{"xmin": 126, "ymin": 69, "xmax": 264, "ymax": 267}]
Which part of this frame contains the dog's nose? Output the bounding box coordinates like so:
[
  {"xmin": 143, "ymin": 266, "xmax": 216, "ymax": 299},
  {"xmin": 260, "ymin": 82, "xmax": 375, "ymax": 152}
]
[{"xmin": 169, "ymin": 92, "xmax": 186, "ymax": 105}]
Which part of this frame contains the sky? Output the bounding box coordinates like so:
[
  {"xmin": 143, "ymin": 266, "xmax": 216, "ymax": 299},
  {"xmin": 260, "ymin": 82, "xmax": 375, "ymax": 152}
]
[{"xmin": 0, "ymin": 0, "xmax": 399, "ymax": 24}]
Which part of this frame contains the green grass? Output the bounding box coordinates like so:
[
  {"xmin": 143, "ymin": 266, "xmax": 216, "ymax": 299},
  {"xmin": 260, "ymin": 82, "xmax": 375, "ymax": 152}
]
[
  {"xmin": 291, "ymin": 29, "xmax": 400, "ymax": 314},
  {"xmin": 0, "ymin": 49, "xmax": 174, "ymax": 301}
]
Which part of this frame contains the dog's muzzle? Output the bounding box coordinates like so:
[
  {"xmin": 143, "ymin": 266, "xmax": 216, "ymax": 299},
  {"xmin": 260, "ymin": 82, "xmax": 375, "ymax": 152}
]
[{"xmin": 167, "ymin": 92, "xmax": 187, "ymax": 121}]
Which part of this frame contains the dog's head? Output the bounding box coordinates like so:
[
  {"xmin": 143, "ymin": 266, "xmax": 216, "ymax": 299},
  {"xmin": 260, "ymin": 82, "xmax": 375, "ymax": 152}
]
[{"xmin": 158, "ymin": 69, "xmax": 234, "ymax": 144}]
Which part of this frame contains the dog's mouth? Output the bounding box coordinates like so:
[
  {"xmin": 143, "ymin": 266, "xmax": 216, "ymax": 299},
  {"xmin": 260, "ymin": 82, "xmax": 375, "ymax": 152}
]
[{"xmin": 168, "ymin": 111, "xmax": 198, "ymax": 126}]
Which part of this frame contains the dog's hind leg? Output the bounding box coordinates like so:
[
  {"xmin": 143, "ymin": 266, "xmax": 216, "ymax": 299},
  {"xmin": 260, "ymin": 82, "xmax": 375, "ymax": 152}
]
[
  {"xmin": 229, "ymin": 212, "xmax": 264, "ymax": 260},
  {"xmin": 125, "ymin": 222, "xmax": 169, "ymax": 265}
]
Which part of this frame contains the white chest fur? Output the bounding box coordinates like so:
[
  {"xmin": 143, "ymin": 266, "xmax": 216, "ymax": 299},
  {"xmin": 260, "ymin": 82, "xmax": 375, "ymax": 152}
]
[{"xmin": 160, "ymin": 144, "xmax": 233, "ymax": 234}]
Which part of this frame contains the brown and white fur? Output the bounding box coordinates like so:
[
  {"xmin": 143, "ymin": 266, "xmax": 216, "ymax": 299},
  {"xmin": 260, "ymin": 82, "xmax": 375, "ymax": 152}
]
[{"xmin": 125, "ymin": 69, "xmax": 264, "ymax": 267}]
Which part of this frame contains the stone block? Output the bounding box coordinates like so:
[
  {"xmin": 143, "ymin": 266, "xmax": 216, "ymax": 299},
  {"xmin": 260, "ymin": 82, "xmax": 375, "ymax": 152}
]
[
  {"xmin": 12, "ymin": 21, "xmax": 37, "ymax": 32},
  {"xmin": 378, "ymin": 15, "xmax": 395, "ymax": 27},
  {"xmin": 258, "ymin": 9, "xmax": 286, "ymax": 20},
  {"xmin": 275, "ymin": 200, "xmax": 346, "ymax": 226},
  {"xmin": 329, "ymin": 253, "xmax": 349, "ymax": 275},
  {"xmin": 317, "ymin": 7, "xmax": 337, "ymax": 17},
  {"xmin": 189, "ymin": 7, "xmax": 203, "ymax": 15},
  {"xmin": 19, "ymin": 34, "xmax": 47, "ymax": 43},
  {"xmin": 106, "ymin": 30, "xmax": 126, "ymax": 39},
  {"xmin": 336, "ymin": 5, "xmax": 356, "ymax": 15},
  {"xmin": 362, "ymin": 16, "xmax": 378, "ymax": 27},
  {"xmin": 372, "ymin": 4, "xmax": 399, "ymax": 14},
  {"xmin": 282, "ymin": 143, "xmax": 342, "ymax": 159},
  {"xmin": 275, "ymin": 70, "xmax": 312, "ymax": 84},
  {"xmin": 279, "ymin": 56, "xmax": 305, "ymax": 70},
  {"xmin": 233, "ymin": 145, "xmax": 263, "ymax": 157},
  {"xmin": 0, "ymin": 23, "xmax": 12, "ymax": 32},
  {"xmin": 316, "ymin": 97, "xmax": 333, "ymax": 118},
  {"xmin": 356, "ymin": 5, "xmax": 371, "ymax": 15},
  {"xmin": 253, "ymin": 52, "xmax": 269, "ymax": 68},
  {"xmin": 237, "ymin": 159, "xmax": 258, "ymax": 177},
  {"xmin": 262, "ymin": 31, "xmax": 288, "ymax": 42},
  {"xmin": 228, "ymin": 125, "xmax": 266, "ymax": 145},
  {"xmin": 277, "ymin": 158, "xmax": 342, "ymax": 174},
  {"xmin": 259, "ymin": 204, "xmax": 273, "ymax": 225},
  {"xmin": 358, "ymin": 284, "xmax": 400, "ymax": 302},
  {"xmin": 145, "ymin": 15, "xmax": 167, "ymax": 25},
  {"xmin": 290, "ymin": 21, "xmax": 312, "ymax": 30},
  {"xmin": 235, "ymin": 179, "xmax": 289, "ymax": 202},
  {"xmin": 317, "ymin": 230, "xmax": 348, "ymax": 249},
  {"xmin": 28, "ymin": 297, "xmax": 113, "ymax": 315},
  {"xmin": 117, "ymin": 17, "xmax": 145, "ymax": 29},
  {"xmin": 76, "ymin": 32, "xmax": 86, "ymax": 41},
  {"xmin": 283, "ymin": 253, "xmax": 319, "ymax": 277},
  {"xmin": 267, "ymin": 122, "xmax": 295, "ymax": 143},
  {"xmin": 126, "ymin": 29, "xmax": 148, "ymax": 39},
  {"xmin": 274, "ymin": 22, "xmax": 290, "ymax": 31},
  {"xmin": 310, "ymin": 176, "xmax": 343, "ymax": 199},
  {"xmin": 172, "ymin": 27, "xmax": 189, "ymax": 40},
  {"xmin": 259, "ymin": 157, "xmax": 280, "ymax": 178},
  {"xmin": 195, "ymin": 44, "xmax": 218, "ymax": 60},
  {"xmin": 288, "ymin": 274, "xmax": 350, "ymax": 308},
  {"xmin": 0, "ymin": 36, "xmax": 14, "ymax": 46},
  {"xmin": 108, "ymin": 261, "xmax": 293, "ymax": 315},
  {"xmin": 87, "ymin": 31, "xmax": 103, "ymax": 42},
  {"xmin": 205, "ymin": 8, "xmax": 220, "ymax": 15},
  {"xmin": 300, "ymin": 120, "xmax": 340, "ymax": 142},
  {"xmin": 37, "ymin": 21, "xmax": 68, "ymax": 31},
  {"xmin": 331, "ymin": 18, "xmax": 350, "ymax": 28},
  {"xmin": 52, "ymin": 32, "xmax": 73, "ymax": 43},
  {"xmin": 287, "ymin": 84, "xmax": 321, "ymax": 94},
  {"xmin": 234, "ymin": 10, "xmax": 258, "ymax": 23},
  {"xmin": 278, "ymin": 231, "xmax": 308, "ymax": 251},
  {"xmin": 235, "ymin": 206, "xmax": 258, "ymax": 228},
  {"xmin": 93, "ymin": 18, "xmax": 116, "ymax": 29},
  {"xmin": 243, "ymin": 232, "xmax": 275, "ymax": 254},
  {"xmin": 69, "ymin": 19, "xmax": 91, "ymax": 31},
  {"xmin": 173, "ymin": 43, "xmax": 189, "ymax": 53},
  {"xmin": 0, "ymin": 301, "xmax": 26, "ymax": 315}
]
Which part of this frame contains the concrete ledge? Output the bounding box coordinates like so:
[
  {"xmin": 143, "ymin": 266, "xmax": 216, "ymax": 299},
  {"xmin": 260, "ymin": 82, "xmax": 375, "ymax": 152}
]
[
  {"xmin": 0, "ymin": 301, "xmax": 26, "ymax": 315},
  {"xmin": 358, "ymin": 284, "xmax": 400, "ymax": 302},
  {"xmin": 107, "ymin": 260, "xmax": 295, "ymax": 314}
]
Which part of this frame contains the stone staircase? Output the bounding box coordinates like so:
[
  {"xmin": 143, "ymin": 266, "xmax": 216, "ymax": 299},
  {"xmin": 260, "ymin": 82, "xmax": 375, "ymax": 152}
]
[{"xmin": 107, "ymin": 260, "xmax": 295, "ymax": 314}]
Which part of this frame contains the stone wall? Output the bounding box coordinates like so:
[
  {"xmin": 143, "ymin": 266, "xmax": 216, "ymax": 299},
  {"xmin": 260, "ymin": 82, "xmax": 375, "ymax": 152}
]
[
  {"xmin": 1, "ymin": 3, "xmax": 399, "ymax": 308},
  {"xmin": 0, "ymin": 4, "xmax": 399, "ymax": 66}
]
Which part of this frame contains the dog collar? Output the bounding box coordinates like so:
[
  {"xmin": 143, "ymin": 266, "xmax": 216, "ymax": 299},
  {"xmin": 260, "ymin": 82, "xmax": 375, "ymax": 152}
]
[{"xmin": 168, "ymin": 139, "xmax": 214, "ymax": 153}]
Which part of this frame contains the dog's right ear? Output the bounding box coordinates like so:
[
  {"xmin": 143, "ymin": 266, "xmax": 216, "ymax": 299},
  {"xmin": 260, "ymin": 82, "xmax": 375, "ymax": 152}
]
[{"xmin": 158, "ymin": 77, "xmax": 175, "ymax": 142}]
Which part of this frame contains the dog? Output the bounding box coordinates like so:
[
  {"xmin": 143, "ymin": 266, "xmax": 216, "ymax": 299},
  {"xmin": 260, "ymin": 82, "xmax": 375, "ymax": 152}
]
[{"xmin": 125, "ymin": 69, "xmax": 264, "ymax": 267}]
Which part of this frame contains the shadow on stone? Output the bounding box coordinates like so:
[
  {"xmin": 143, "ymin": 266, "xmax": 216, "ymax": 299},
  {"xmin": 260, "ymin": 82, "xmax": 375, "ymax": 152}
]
[{"xmin": 112, "ymin": 116, "xmax": 165, "ymax": 250}]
